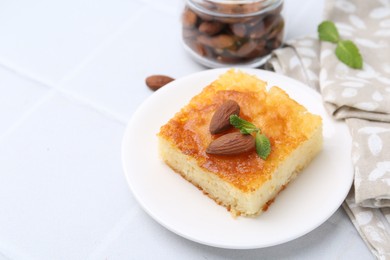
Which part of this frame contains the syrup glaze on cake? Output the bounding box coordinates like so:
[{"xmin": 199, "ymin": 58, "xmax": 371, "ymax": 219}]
[{"xmin": 159, "ymin": 70, "xmax": 321, "ymax": 192}]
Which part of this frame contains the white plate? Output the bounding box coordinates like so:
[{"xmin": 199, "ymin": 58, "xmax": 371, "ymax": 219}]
[{"xmin": 122, "ymin": 68, "xmax": 353, "ymax": 249}]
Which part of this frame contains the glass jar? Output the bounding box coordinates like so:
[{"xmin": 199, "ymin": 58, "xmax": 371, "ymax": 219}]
[{"xmin": 181, "ymin": 0, "xmax": 284, "ymax": 68}]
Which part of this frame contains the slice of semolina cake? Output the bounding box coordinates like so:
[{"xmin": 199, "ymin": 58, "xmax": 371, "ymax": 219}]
[{"xmin": 158, "ymin": 69, "xmax": 322, "ymax": 217}]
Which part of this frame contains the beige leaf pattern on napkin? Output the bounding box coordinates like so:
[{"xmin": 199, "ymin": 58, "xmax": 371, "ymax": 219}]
[
  {"xmin": 266, "ymin": 0, "xmax": 390, "ymax": 257},
  {"xmin": 369, "ymin": 162, "xmax": 390, "ymax": 181}
]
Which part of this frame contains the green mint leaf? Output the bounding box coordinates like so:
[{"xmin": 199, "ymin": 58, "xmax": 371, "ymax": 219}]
[
  {"xmin": 318, "ymin": 20, "xmax": 363, "ymax": 69},
  {"xmin": 335, "ymin": 40, "xmax": 363, "ymax": 69},
  {"xmin": 255, "ymin": 132, "xmax": 271, "ymax": 160},
  {"xmin": 229, "ymin": 115, "xmax": 258, "ymax": 134},
  {"xmin": 318, "ymin": 20, "xmax": 340, "ymax": 43}
]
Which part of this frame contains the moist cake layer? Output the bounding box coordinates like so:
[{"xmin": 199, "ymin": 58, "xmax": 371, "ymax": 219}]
[{"xmin": 159, "ymin": 125, "xmax": 322, "ymax": 216}]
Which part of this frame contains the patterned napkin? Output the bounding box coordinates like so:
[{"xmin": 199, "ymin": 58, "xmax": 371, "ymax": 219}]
[{"xmin": 266, "ymin": 0, "xmax": 390, "ymax": 258}]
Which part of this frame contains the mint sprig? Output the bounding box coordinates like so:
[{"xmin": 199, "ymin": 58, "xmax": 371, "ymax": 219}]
[
  {"xmin": 256, "ymin": 132, "xmax": 271, "ymax": 160},
  {"xmin": 229, "ymin": 114, "xmax": 258, "ymax": 134},
  {"xmin": 336, "ymin": 40, "xmax": 363, "ymax": 69},
  {"xmin": 229, "ymin": 115, "xmax": 271, "ymax": 160},
  {"xmin": 318, "ymin": 21, "xmax": 340, "ymax": 43},
  {"xmin": 318, "ymin": 20, "xmax": 363, "ymax": 69}
]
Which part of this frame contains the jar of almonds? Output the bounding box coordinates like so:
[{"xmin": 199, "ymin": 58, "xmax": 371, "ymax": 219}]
[{"xmin": 182, "ymin": 0, "xmax": 284, "ymax": 68}]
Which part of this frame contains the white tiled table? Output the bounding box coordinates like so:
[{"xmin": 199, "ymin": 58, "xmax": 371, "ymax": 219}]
[{"xmin": 0, "ymin": 0, "xmax": 374, "ymax": 259}]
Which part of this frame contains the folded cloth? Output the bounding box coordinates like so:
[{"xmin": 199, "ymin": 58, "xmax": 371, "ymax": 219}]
[{"xmin": 266, "ymin": 0, "xmax": 390, "ymax": 258}]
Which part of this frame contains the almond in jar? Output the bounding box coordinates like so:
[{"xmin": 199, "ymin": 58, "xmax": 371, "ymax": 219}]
[{"xmin": 181, "ymin": 0, "xmax": 284, "ymax": 68}]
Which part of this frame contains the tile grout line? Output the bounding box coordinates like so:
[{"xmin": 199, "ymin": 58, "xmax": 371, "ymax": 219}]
[
  {"xmin": 0, "ymin": 251, "xmax": 10, "ymax": 260},
  {"xmin": 0, "ymin": 5, "xmax": 150, "ymax": 90},
  {"xmin": 0, "ymin": 86, "xmax": 129, "ymax": 144},
  {"xmin": 57, "ymin": 87, "xmax": 129, "ymax": 125},
  {"xmin": 57, "ymin": 5, "xmax": 150, "ymax": 87},
  {"xmin": 1, "ymin": 3, "xmax": 153, "ymax": 259},
  {"xmin": 0, "ymin": 57, "xmax": 55, "ymax": 90},
  {"xmin": 86, "ymin": 208, "xmax": 140, "ymax": 259},
  {"xmin": 0, "ymin": 7, "xmax": 152, "ymax": 134},
  {"xmin": 0, "ymin": 70, "xmax": 130, "ymax": 145},
  {"xmin": 0, "ymin": 90, "xmax": 56, "ymax": 143},
  {"xmin": 0, "ymin": 64, "xmax": 129, "ymax": 143},
  {"xmin": 0, "ymin": 6, "xmax": 146, "ymax": 253},
  {"xmin": 53, "ymin": 4, "xmax": 151, "ymax": 126}
]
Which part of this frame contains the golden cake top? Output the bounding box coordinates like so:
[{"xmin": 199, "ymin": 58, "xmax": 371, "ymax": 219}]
[{"xmin": 158, "ymin": 69, "xmax": 322, "ymax": 192}]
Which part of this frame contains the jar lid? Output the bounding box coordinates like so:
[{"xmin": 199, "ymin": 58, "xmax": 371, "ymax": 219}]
[{"xmin": 187, "ymin": 0, "xmax": 283, "ymax": 17}]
